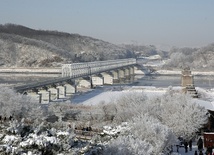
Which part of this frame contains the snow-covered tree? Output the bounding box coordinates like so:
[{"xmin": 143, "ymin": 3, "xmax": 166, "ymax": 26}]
[
  {"xmin": 48, "ymin": 102, "xmax": 72, "ymax": 122},
  {"xmin": 109, "ymin": 92, "xmax": 148, "ymax": 124},
  {"xmin": 150, "ymin": 88, "xmax": 208, "ymax": 139},
  {"xmin": 0, "ymin": 86, "xmax": 43, "ymax": 122},
  {"xmin": 103, "ymin": 135, "xmax": 153, "ymax": 155},
  {"xmin": 103, "ymin": 114, "xmax": 176, "ymax": 155}
]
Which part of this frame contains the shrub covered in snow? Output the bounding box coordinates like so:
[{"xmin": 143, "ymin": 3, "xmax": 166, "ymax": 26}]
[
  {"xmin": 102, "ymin": 115, "xmax": 176, "ymax": 155},
  {"xmin": 0, "ymin": 86, "xmax": 44, "ymax": 123}
]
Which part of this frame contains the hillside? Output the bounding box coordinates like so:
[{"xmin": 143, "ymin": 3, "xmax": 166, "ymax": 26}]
[
  {"xmin": 0, "ymin": 24, "xmax": 134, "ymax": 67},
  {"xmin": 162, "ymin": 44, "xmax": 214, "ymax": 71}
]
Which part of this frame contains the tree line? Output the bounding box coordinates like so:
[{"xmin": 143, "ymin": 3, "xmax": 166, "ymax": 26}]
[{"xmin": 0, "ymin": 86, "xmax": 208, "ymax": 154}]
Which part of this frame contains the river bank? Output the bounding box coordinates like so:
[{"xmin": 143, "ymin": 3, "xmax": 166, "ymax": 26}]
[
  {"xmin": 155, "ymin": 70, "xmax": 214, "ymax": 76},
  {"xmin": 0, "ymin": 68, "xmax": 61, "ymax": 74}
]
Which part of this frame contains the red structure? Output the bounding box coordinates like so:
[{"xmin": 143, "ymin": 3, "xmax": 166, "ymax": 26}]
[{"xmin": 204, "ymin": 132, "xmax": 214, "ymax": 148}]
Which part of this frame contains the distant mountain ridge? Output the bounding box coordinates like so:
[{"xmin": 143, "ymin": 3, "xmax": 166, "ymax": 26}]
[{"xmin": 0, "ymin": 24, "xmax": 134, "ymax": 67}]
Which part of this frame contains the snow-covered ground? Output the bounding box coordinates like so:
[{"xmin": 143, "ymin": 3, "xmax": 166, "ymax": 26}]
[
  {"xmin": 73, "ymin": 86, "xmax": 167, "ymax": 105},
  {"xmin": 71, "ymin": 86, "xmax": 214, "ymax": 112},
  {"xmin": 70, "ymin": 85, "xmax": 214, "ymax": 155}
]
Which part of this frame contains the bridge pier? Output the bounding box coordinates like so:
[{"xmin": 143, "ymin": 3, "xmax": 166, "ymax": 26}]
[
  {"xmin": 118, "ymin": 69, "xmax": 125, "ymax": 79},
  {"xmin": 110, "ymin": 71, "xmax": 119, "ymax": 83},
  {"xmin": 101, "ymin": 72, "xmax": 113, "ymax": 85},
  {"xmin": 48, "ymin": 87, "xmax": 59, "ymax": 101},
  {"xmin": 92, "ymin": 75, "xmax": 104, "ymax": 87},
  {"xmin": 124, "ymin": 68, "xmax": 130, "ymax": 78},
  {"xmin": 127, "ymin": 66, "xmax": 135, "ymax": 83},
  {"xmin": 76, "ymin": 78, "xmax": 91, "ymax": 89},
  {"xmin": 27, "ymin": 91, "xmax": 42, "ymax": 103},
  {"xmin": 64, "ymin": 83, "xmax": 76, "ymax": 97},
  {"xmin": 118, "ymin": 69, "xmax": 126, "ymax": 83},
  {"xmin": 38, "ymin": 90, "xmax": 51, "ymax": 104},
  {"xmin": 129, "ymin": 66, "xmax": 135, "ymax": 75},
  {"xmin": 56, "ymin": 86, "xmax": 66, "ymax": 99}
]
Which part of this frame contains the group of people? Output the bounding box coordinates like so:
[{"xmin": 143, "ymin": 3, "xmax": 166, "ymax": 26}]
[
  {"xmin": 183, "ymin": 139, "xmax": 192, "ymax": 153},
  {"xmin": 176, "ymin": 137, "xmax": 214, "ymax": 155},
  {"xmin": 194, "ymin": 137, "xmax": 214, "ymax": 155},
  {"xmin": 176, "ymin": 138, "xmax": 193, "ymax": 153},
  {"xmin": 0, "ymin": 115, "xmax": 13, "ymax": 122}
]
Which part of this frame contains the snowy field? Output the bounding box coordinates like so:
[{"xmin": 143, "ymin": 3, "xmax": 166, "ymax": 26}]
[
  {"xmin": 71, "ymin": 86, "xmax": 214, "ymax": 111},
  {"xmin": 71, "ymin": 86, "xmax": 166, "ymax": 105}
]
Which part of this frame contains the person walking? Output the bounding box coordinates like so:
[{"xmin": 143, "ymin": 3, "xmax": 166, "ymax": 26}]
[
  {"xmin": 194, "ymin": 150, "xmax": 198, "ymax": 155},
  {"xmin": 184, "ymin": 140, "xmax": 188, "ymax": 153},
  {"xmin": 197, "ymin": 137, "xmax": 203, "ymax": 151},
  {"xmin": 189, "ymin": 139, "xmax": 192, "ymax": 151},
  {"xmin": 207, "ymin": 146, "xmax": 212, "ymax": 155}
]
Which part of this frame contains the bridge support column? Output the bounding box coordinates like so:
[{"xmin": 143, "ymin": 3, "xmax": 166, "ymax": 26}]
[
  {"xmin": 27, "ymin": 92, "xmax": 42, "ymax": 103},
  {"xmin": 76, "ymin": 78, "xmax": 91, "ymax": 89},
  {"xmin": 56, "ymin": 86, "xmax": 66, "ymax": 98},
  {"xmin": 118, "ymin": 69, "xmax": 125, "ymax": 78},
  {"xmin": 129, "ymin": 66, "xmax": 135, "ymax": 75},
  {"xmin": 124, "ymin": 68, "xmax": 130, "ymax": 78},
  {"xmin": 118, "ymin": 69, "xmax": 125, "ymax": 83},
  {"xmin": 38, "ymin": 90, "xmax": 51, "ymax": 104},
  {"xmin": 101, "ymin": 72, "xmax": 113, "ymax": 85},
  {"xmin": 64, "ymin": 83, "xmax": 76, "ymax": 97},
  {"xmin": 92, "ymin": 75, "xmax": 104, "ymax": 86},
  {"xmin": 110, "ymin": 71, "xmax": 119, "ymax": 83},
  {"xmin": 48, "ymin": 88, "xmax": 59, "ymax": 101}
]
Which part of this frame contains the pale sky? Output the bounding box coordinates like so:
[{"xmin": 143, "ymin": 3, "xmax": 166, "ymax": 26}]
[{"xmin": 1, "ymin": 0, "xmax": 214, "ymax": 48}]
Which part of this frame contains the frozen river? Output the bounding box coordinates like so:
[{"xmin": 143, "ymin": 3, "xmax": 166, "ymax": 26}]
[
  {"xmin": 1, "ymin": 73, "xmax": 214, "ymax": 89},
  {"xmin": 136, "ymin": 75, "xmax": 214, "ymax": 89}
]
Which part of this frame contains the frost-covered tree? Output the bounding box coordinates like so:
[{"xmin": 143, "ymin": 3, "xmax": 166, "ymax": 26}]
[
  {"xmin": 87, "ymin": 88, "xmax": 208, "ymax": 141},
  {"xmin": 103, "ymin": 135, "xmax": 153, "ymax": 155},
  {"xmin": 48, "ymin": 102, "xmax": 73, "ymax": 122},
  {"xmin": 103, "ymin": 115, "xmax": 176, "ymax": 155},
  {"xmin": 110, "ymin": 93, "xmax": 148, "ymax": 124},
  {"xmin": 0, "ymin": 86, "xmax": 43, "ymax": 122},
  {"xmin": 150, "ymin": 88, "xmax": 208, "ymax": 139}
]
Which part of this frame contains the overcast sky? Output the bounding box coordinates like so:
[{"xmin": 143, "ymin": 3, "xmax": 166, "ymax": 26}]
[{"xmin": 1, "ymin": 0, "xmax": 214, "ymax": 48}]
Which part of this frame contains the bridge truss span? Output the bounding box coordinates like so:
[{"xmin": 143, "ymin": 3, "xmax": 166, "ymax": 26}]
[{"xmin": 62, "ymin": 58, "xmax": 136, "ymax": 78}]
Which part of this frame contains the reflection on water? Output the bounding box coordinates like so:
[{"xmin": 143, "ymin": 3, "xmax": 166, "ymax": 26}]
[{"xmin": 194, "ymin": 76, "xmax": 214, "ymax": 89}]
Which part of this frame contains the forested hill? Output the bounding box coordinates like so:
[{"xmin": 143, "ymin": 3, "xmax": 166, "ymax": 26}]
[
  {"xmin": 162, "ymin": 43, "xmax": 214, "ymax": 71},
  {"xmin": 0, "ymin": 24, "xmax": 134, "ymax": 67}
]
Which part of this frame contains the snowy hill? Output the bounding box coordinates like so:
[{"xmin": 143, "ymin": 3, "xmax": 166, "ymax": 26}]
[{"xmin": 0, "ymin": 24, "xmax": 134, "ymax": 67}]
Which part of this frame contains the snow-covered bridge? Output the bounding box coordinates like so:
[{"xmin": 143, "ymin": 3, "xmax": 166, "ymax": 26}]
[{"xmin": 13, "ymin": 58, "xmax": 137, "ymax": 103}]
